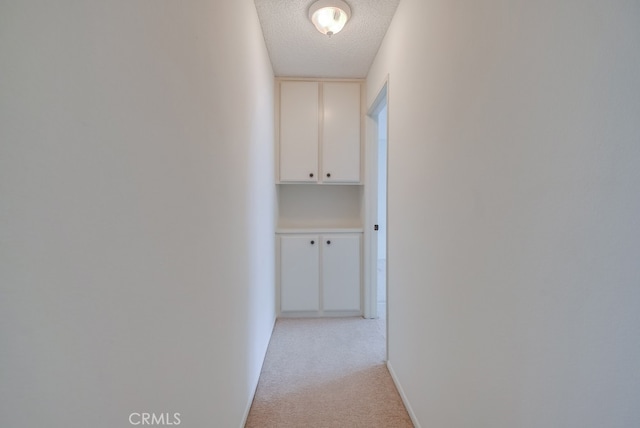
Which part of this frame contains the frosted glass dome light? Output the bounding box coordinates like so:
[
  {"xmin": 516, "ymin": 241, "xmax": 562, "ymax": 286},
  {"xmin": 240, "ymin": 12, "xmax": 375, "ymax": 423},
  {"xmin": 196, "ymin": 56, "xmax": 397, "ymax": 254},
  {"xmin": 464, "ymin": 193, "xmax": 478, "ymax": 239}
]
[{"xmin": 309, "ymin": 0, "xmax": 351, "ymax": 37}]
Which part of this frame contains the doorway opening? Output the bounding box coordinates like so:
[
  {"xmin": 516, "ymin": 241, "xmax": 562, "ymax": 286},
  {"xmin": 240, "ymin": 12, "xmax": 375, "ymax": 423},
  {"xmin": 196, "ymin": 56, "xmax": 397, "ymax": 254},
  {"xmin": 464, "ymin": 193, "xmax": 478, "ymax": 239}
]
[
  {"xmin": 375, "ymin": 105, "xmax": 387, "ymax": 322},
  {"xmin": 366, "ymin": 80, "xmax": 388, "ymax": 347}
]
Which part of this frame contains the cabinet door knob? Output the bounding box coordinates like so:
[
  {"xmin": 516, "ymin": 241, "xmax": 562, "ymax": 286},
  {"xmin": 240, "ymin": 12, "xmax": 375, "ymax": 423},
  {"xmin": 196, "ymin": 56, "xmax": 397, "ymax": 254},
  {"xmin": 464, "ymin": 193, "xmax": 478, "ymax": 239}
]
[
  {"xmin": 326, "ymin": 173, "xmax": 331, "ymax": 178},
  {"xmin": 309, "ymin": 172, "xmax": 314, "ymax": 178},
  {"xmin": 326, "ymin": 240, "xmax": 331, "ymax": 245},
  {"xmin": 310, "ymin": 240, "xmax": 315, "ymax": 245}
]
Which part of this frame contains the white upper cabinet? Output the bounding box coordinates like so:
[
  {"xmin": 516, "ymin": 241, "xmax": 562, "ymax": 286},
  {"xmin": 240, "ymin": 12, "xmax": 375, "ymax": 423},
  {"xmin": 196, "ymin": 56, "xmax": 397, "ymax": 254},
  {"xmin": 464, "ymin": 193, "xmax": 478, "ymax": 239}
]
[
  {"xmin": 322, "ymin": 83, "xmax": 361, "ymax": 183},
  {"xmin": 278, "ymin": 80, "xmax": 361, "ymax": 184},
  {"xmin": 279, "ymin": 81, "xmax": 319, "ymax": 182}
]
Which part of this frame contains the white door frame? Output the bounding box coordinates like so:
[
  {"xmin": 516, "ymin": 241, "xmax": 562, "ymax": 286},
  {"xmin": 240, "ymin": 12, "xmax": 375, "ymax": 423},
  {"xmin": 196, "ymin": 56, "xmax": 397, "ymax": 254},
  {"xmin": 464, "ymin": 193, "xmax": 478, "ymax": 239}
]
[{"xmin": 363, "ymin": 77, "xmax": 389, "ymax": 322}]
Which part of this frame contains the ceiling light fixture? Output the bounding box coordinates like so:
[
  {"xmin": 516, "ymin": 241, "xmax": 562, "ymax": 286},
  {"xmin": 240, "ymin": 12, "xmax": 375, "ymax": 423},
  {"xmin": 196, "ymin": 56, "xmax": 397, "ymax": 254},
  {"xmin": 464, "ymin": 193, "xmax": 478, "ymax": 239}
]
[{"xmin": 309, "ymin": 0, "xmax": 351, "ymax": 37}]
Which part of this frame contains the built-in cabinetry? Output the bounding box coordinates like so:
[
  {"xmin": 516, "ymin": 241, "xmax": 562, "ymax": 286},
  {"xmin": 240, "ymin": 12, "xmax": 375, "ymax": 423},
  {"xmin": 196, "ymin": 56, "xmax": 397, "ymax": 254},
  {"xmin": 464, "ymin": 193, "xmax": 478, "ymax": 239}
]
[
  {"xmin": 280, "ymin": 233, "xmax": 361, "ymax": 314},
  {"xmin": 278, "ymin": 80, "xmax": 361, "ymax": 183},
  {"xmin": 276, "ymin": 78, "xmax": 364, "ymax": 317}
]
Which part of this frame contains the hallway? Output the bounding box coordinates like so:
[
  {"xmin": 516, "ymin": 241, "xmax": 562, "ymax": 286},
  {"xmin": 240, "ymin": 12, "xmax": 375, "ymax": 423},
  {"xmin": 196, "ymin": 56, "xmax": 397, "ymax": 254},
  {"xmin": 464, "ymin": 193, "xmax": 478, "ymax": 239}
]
[{"xmin": 2, "ymin": 1, "xmax": 639, "ymax": 427}]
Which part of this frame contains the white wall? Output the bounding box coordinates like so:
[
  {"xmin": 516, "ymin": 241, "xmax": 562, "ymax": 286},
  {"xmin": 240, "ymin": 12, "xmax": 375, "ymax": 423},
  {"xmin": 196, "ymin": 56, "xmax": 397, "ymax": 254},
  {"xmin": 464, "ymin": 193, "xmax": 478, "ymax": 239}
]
[
  {"xmin": 0, "ymin": 1, "xmax": 275, "ymax": 427},
  {"xmin": 367, "ymin": 0, "xmax": 640, "ymax": 427}
]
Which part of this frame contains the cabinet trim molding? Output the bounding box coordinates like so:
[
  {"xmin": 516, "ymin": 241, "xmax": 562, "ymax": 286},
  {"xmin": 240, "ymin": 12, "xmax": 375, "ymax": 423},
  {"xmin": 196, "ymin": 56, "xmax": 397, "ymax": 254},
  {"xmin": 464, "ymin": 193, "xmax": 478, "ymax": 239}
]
[{"xmin": 277, "ymin": 228, "xmax": 364, "ymax": 234}]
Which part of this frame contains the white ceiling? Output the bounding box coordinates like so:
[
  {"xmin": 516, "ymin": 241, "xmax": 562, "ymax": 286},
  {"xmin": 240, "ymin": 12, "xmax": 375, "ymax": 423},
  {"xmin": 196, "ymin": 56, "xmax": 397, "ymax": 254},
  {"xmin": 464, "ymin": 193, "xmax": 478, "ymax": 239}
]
[{"xmin": 254, "ymin": 0, "xmax": 401, "ymax": 79}]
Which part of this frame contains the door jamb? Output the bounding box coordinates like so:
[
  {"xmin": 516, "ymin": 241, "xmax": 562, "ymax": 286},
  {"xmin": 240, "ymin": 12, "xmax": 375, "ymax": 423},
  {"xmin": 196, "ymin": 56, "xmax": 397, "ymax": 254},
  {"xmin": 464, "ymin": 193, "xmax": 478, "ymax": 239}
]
[{"xmin": 364, "ymin": 77, "xmax": 389, "ymax": 328}]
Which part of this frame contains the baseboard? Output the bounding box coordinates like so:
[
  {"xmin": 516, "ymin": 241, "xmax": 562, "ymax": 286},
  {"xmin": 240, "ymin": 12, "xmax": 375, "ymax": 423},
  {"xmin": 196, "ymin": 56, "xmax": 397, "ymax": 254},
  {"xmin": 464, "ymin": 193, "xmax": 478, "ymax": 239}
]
[
  {"xmin": 239, "ymin": 315, "xmax": 277, "ymax": 428},
  {"xmin": 386, "ymin": 361, "xmax": 421, "ymax": 428},
  {"xmin": 278, "ymin": 310, "xmax": 362, "ymax": 318}
]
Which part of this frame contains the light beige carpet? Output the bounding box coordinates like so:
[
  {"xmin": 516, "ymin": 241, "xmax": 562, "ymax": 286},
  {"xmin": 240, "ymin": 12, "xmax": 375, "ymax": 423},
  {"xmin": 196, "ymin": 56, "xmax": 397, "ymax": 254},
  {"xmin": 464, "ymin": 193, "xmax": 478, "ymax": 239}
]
[{"xmin": 245, "ymin": 317, "xmax": 413, "ymax": 428}]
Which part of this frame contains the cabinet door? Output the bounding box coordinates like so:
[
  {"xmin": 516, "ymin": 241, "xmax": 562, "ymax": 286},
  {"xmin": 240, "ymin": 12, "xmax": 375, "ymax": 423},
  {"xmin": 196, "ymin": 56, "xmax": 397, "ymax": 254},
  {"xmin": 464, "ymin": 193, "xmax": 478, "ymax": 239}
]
[
  {"xmin": 279, "ymin": 81, "xmax": 319, "ymax": 182},
  {"xmin": 322, "ymin": 234, "xmax": 361, "ymax": 311},
  {"xmin": 322, "ymin": 83, "xmax": 361, "ymax": 183},
  {"xmin": 280, "ymin": 235, "xmax": 320, "ymax": 312}
]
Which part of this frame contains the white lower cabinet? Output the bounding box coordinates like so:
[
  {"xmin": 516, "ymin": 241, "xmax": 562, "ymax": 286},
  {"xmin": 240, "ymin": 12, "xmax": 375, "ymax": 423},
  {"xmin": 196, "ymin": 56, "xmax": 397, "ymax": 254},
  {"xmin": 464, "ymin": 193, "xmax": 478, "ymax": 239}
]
[
  {"xmin": 279, "ymin": 232, "xmax": 361, "ymax": 315},
  {"xmin": 322, "ymin": 235, "xmax": 361, "ymax": 311},
  {"xmin": 280, "ymin": 234, "xmax": 320, "ymax": 312}
]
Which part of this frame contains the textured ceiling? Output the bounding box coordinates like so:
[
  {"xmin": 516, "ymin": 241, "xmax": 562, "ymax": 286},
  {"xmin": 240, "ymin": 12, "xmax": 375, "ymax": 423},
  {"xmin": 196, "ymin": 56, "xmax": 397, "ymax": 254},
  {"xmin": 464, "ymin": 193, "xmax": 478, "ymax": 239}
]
[{"xmin": 254, "ymin": 0, "xmax": 401, "ymax": 78}]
